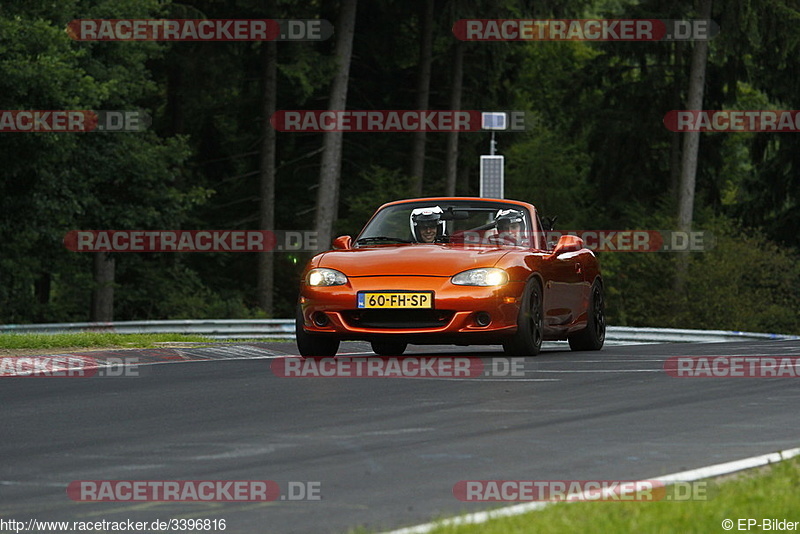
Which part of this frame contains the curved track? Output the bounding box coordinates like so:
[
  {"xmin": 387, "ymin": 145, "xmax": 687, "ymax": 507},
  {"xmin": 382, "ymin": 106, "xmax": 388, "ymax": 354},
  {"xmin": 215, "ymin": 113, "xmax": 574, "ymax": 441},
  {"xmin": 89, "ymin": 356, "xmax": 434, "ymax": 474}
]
[{"xmin": 2, "ymin": 340, "xmax": 799, "ymax": 533}]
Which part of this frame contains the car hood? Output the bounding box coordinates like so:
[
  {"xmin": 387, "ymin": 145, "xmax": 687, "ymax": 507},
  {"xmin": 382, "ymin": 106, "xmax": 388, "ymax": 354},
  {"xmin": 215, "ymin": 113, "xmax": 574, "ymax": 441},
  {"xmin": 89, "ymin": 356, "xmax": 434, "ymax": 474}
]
[{"xmin": 317, "ymin": 245, "xmax": 513, "ymax": 277}]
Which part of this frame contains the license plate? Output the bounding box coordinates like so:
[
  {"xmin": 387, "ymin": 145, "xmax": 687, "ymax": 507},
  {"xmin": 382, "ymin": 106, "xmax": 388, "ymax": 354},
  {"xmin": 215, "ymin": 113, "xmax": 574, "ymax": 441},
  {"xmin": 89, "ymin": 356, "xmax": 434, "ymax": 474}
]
[{"xmin": 357, "ymin": 292, "xmax": 433, "ymax": 309}]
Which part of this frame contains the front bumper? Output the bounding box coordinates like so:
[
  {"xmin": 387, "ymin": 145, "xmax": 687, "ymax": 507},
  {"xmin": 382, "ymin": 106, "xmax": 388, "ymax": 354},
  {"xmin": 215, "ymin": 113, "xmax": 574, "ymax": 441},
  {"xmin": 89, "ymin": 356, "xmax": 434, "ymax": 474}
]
[{"xmin": 299, "ymin": 275, "xmax": 524, "ymax": 341}]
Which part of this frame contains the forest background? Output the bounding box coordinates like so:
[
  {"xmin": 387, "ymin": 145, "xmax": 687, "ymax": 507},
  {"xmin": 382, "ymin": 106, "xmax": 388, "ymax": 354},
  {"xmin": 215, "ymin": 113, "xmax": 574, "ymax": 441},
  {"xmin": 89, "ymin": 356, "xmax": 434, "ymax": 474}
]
[{"xmin": 2, "ymin": 0, "xmax": 799, "ymax": 334}]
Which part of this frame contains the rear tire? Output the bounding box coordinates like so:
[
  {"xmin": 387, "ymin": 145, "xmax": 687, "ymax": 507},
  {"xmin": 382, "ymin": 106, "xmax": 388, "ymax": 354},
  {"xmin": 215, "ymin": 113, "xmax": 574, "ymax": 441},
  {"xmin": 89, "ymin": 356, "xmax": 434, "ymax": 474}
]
[
  {"xmin": 568, "ymin": 281, "xmax": 605, "ymax": 351},
  {"xmin": 370, "ymin": 340, "xmax": 408, "ymax": 356},
  {"xmin": 295, "ymin": 305, "xmax": 340, "ymax": 358},
  {"xmin": 503, "ymin": 278, "xmax": 543, "ymax": 356}
]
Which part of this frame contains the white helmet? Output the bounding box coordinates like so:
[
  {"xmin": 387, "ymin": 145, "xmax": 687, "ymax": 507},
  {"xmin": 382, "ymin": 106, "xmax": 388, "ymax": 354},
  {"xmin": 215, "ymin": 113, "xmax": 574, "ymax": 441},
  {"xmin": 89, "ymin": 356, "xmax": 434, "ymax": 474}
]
[
  {"xmin": 410, "ymin": 206, "xmax": 445, "ymax": 242},
  {"xmin": 494, "ymin": 209, "xmax": 525, "ymax": 231}
]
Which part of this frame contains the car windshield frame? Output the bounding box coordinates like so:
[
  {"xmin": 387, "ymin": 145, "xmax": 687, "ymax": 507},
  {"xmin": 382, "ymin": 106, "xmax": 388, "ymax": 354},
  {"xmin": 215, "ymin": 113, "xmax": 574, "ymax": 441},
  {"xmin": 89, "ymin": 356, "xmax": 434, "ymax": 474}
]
[{"xmin": 354, "ymin": 199, "xmax": 539, "ymax": 249}]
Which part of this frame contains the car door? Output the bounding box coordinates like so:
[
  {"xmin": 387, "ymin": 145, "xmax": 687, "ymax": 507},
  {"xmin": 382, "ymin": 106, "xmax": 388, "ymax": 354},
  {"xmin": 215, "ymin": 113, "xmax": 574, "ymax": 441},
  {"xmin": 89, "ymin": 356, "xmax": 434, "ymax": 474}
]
[{"xmin": 541, "ymin": 240, "xmax": 586, "ymax": 331}]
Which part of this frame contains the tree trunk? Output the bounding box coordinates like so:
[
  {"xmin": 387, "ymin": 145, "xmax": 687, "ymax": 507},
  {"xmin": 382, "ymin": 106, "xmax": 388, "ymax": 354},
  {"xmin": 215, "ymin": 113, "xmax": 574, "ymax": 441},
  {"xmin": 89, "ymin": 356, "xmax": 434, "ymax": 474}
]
[
  {"xmin": 409, "ymin": 0, "xmax": 434, "ymax": 196},
  {"xmin": 256, "ymin": 39, "xmax": 277, "ymax": 315},
  {"xmin": 669, "ymin": 41, "xmax": 684, "ymax": 198},
  {"xmin": 91, "ymin": 252, "xmax": 115, "ymax": 321},
  {"xmin": 669, "ymin": 130, "xmax": 682, "ymax": 198},
  {"xmin": 675, "ymin": 0, "xmax": 712, "ymax": 293},
  {"xmin": 444, "ymin": 40, "xmax": 464, "ymax": 196},
  {"xmin": 314, "ymin": 0, "xmax": 358, "ymax": 252}
]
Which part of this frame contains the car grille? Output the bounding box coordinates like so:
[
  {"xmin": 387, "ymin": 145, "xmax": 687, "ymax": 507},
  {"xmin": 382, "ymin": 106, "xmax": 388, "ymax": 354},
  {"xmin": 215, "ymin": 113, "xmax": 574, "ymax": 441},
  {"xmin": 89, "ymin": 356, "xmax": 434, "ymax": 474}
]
[{"xmin": 342, "ymin": 309, "xmax": 454, "ymax": 329}]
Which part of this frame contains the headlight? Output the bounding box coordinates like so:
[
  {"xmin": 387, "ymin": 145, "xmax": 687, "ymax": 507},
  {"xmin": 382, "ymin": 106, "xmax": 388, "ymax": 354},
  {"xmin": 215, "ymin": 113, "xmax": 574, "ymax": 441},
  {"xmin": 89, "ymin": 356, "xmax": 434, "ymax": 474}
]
[
  {"xmin": 307, "ymin": 268, "xmax": 348, "ymax": 287},
  {"xmin": 451, "ymin": 268, "xmax": 508, "ymax": 286}
]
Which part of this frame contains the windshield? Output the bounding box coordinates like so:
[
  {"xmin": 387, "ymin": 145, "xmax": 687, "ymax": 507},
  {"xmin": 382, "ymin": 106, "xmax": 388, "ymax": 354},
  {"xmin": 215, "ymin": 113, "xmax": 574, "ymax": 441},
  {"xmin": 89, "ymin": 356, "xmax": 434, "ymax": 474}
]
[{"xmin": 355, "ymin": 200, "xmax": 536, "ymax": 247}]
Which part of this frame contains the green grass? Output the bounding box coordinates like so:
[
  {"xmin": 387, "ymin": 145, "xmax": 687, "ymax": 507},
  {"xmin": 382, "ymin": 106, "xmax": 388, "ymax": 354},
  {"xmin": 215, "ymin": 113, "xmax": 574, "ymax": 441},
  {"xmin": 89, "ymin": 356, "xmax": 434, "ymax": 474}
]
[
  {"xmin": 0, "ymin": 332, "xmax": 214, "ymax": 350},
  {"xmin": 369, "ymin": 457, "xmax": 800, "ymax": 534}
]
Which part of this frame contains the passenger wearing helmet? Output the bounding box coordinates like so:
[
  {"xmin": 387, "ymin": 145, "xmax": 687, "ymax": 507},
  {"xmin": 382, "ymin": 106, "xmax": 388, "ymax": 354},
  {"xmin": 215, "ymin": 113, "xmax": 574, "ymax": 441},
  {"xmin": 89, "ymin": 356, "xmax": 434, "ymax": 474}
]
[
  {"xmin": 493, "ymin": 209, "xmax": 526, "ymax": 245},
  {"xmin": 410, "ymin": 206, "xmax": 445, "ymax": 243}
]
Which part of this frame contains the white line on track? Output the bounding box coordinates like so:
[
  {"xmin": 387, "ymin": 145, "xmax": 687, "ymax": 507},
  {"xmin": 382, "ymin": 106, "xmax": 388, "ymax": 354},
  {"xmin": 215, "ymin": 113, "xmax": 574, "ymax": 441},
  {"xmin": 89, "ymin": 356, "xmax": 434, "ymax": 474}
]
[
  {"xmin": 420, "ymin": 378, "xmax": 561, "ymax": 382},
  {"xmin": 381, "ymin": 446, "xmax": 800, "ymax": 534},
  {"xmin": 0, "ymin": 480, "xmax": 66, "ymax": 488},
  {"xmin": 544, "ymin": 359, "xmax": 669, "ymax": 362},
  {"xmin": 532, "ymin": 369, "xmax": 662, "ymax": 373}
]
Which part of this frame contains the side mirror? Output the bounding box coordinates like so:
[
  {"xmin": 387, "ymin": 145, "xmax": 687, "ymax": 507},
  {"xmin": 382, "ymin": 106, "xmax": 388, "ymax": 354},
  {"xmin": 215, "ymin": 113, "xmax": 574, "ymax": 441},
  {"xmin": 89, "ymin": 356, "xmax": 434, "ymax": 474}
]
[
  {"xmin": 332, "ymin": 235, "xmax": 352, "ymax": 250},
  {"xmin": 552, "ymin": 234, "xmax": 584, "ymax": 255}
]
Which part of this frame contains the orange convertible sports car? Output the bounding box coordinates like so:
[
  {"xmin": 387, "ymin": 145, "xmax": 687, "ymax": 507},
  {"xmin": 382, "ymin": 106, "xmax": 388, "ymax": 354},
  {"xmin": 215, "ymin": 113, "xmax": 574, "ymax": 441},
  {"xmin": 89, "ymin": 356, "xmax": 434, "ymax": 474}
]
[{"xmin": 296, "ymin": 197, "xmax": 605, "ymax": 357}]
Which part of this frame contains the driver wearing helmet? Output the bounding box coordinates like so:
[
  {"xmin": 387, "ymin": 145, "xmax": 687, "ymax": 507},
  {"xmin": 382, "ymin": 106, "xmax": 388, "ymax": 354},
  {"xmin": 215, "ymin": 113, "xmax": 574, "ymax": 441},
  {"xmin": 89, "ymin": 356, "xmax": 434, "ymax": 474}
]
[
  {"xmin": 410, "ymin": 206, "xmax": 445, "ymax": 243},
  {"xmin": 493, "ymin": 209, "xmax": 526, "ymax": 245}
]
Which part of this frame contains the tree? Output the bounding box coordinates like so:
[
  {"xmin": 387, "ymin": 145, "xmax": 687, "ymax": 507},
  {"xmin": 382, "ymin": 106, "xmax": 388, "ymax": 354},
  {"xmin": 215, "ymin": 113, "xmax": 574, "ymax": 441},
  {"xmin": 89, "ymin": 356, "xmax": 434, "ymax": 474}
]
[
  {"xmin": 257, "ymin": 39, "xmax": 278, "ymax": 315},
  {"xmin": 0, "ymin": 0, "xmax": 200, "ymax": 323},
  {"xmin": 409, "ymin": 0, "xmax": 435, "ymax": 196},
  {"xmin": 444, "ymin": 41, "xmax": 464, "ymax": 196},
  {"xmin": 314, "ymin": 0, "xmax": 358, "ymax": 252},
  {"xmin": 675, "ymin": 0, "xmax": 713, "ymax": 293}
]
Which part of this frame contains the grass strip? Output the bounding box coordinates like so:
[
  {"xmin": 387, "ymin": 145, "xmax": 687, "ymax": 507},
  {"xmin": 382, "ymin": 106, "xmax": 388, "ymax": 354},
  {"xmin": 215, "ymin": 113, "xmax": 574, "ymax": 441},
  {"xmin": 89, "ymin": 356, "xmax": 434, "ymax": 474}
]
[
  {"xmin": 0, "ymin": 332, "xmax": 214, "ymax": 350},
  {"xmin": 367, "ymin": 457, "xmax": 800, "ymax": 534}
]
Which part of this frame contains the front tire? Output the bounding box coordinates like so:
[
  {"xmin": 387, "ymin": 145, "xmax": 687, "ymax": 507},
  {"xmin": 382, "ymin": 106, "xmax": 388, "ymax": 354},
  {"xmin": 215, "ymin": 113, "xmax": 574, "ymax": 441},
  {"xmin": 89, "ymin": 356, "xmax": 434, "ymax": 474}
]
[
  {"xmin": 295, "ymin": 305, "xmax": 340, "ymax": 358},
  {"xmin": 568, "ymin": 281, "xmax": 605, "ymax": 351},
  {"xmin": 503, "ymin": 278, "xmax": 544, "ymax": 356},
  {"xmin": 370, "ymin": 340, "xmax": 407, "ymax": 356}
]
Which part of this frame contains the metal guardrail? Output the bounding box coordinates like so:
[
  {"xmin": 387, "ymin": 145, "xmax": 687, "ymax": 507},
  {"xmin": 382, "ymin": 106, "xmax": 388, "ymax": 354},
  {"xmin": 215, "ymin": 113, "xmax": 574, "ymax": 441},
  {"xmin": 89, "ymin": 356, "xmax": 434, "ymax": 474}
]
[
  {"xmin": 0, "ymin": 320, "xmax": 798, "ymax": 343},
  {"xmin": 603, "ymin": 326, "xmax": 800, "ymax": 343}
]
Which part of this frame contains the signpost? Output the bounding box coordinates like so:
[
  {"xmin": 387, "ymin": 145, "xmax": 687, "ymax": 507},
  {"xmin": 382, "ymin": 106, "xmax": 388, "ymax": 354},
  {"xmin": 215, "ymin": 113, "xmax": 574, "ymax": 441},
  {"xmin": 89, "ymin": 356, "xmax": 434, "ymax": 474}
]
[{"xmin": 480, "ymin": 112, "xmax": 506, "ymax": 198}]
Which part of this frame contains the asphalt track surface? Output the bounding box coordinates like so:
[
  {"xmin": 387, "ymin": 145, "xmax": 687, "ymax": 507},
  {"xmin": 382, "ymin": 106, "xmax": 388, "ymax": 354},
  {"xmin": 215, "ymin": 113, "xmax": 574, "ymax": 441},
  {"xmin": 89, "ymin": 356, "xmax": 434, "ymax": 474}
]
[{"xmin": 2, "ymin": 339, "xmax": 800, "ymax": 533}]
